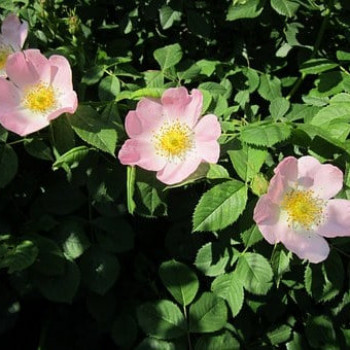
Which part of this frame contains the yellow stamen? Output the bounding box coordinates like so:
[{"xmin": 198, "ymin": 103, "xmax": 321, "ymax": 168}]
[
  {"xmin": 281, "ymin": 189, "xmax": 325, "ymax": 230},
  {"xmin": 23, "ymin": 83, "xmax": 57, "ymax": 113},
  {"xmin": 154, "ymin": 120, "xmax": 194, "ymax": 160}
]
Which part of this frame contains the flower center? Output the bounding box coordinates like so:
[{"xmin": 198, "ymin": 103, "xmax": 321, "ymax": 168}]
[
  {"xmin": 0, "ymin": 46, "xmax": 12, "ymax": 70},
  {"xmin": 281, "ymin": 189, "xmax": 325, "ymax": 230},
  {"xmin": 23, "ymin": 83, "xmax": 57, "ymax": 113},
  {"xmin": 154, "ymin": 120, "xmax": 194, "ymax": 160}
]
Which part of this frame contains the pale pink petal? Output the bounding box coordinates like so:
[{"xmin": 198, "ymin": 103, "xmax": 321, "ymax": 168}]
[
  {"xmin": 49, "ymin": 55, "xmax": 74, "ymax": 91},
  {"xmin": 22, "ymin": 49, "xmax": 51, "ymax": 83},
  {"xmin": 156, "ymin": 156, "xmax": 201, "ymax": 185},
  {"xmin": 161, "ymin": 87, "xmax": 200, "ymax": 125},
  {"xmin": 0, "ymin": 109, "xmax": 50, "ymax": 136},
  {"xmin": 196, "ymin": 140, "xmax": 220, "ymax": 163},
  {"xmin": 135, "ymin": 97, "xmax": 164, "ymax": 134},
  {"xmin": 253, "ymin": 195, "xmax": 280, "ymax": 244},
  {"xmin": 194, "ymin": 114, "xmax": 221, "ymax": 142},
  {"xmin": 118, "ymin": 138, "xmax": 166, "ymax": 171},
  {"xmin": 274, "ymin": 156, "xmax": 298, "ymax": 180},
  {"xmin": 1, "ymin": 14, "xmax": 28, "ymax": 49},
  {"xmin": 58, "ymin": 91, "xmax": 78, "ymax": 114},
  {"xmin": 297, "ymin": 156, "xmax": 343, "ymax": 199},
  {"xmin": 0, "ymin": 78, "xmax": 20, "ymax": 111},
  {"xmin": 281, "ymin": 229, "xmax": 330, "ymax": 263},
  {"xmin": 5, "ymin": 50, "xmax": 49, "ymax": 87},
  {"xmin": 125, "ymin": 111, "xmax": 142, "ymax": 138},
  {"xmin": 47, "ymin": 92, "xmax": 78, "ymax": 121},
  {"xmin": 317, "ymin": 199, "xmax": 350, "ymax": 237},
  {"xmin": 183, "ymin": 89, "xmax": 203, "ymax": 127},
  {"xmin": 266, "ymin": 172, "xmax": 289, "ymax": 204},
  {"xmin": 161, "ymin": 87, "xmax": 191, "ymax": 107},
  {"xmin": 267, "ymin": 157, "xmax": 298, "ymax": 203}
]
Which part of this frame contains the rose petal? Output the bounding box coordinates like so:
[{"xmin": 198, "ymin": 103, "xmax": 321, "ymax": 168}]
[
  {"xmin": 267, "ymin": 156, "xmax": 298, "ymax": 203},
  {"xmin": 253, "ymin": 195, "xmax": 281, "ymax": 244},
  {"xmin": 0, "ymin": 78, "xmax": 20, "ymax": 111},
  {"xmin": 196, "ymin": 140, "xmax": 220, "ymax": 163},
  {"xmin": 297, "ymin": 156, "xmax": 343, "ymax": 199},
  {"xmin": 118, "ymin": 138, "xmax": 166, "ymax": 171},
  {"xmin": 0, "ymin": 109, "xmax": 50, "ymax": 136},
  {"xmin": 194, "ymin": 114, "xmax": 221, "ymax": 142},
  {"xmin": 317, "ymin": 199, "xmax": 350, "ymax": 238},
  {"xmin": 162, "ymin": 87, "xmax": 202, "ymax": 127},
  {"xmin": 1, "ymin": 14, "xmax": 28, "ymax": 49},
  {"xmin": 135, "ymin": 97, "xmax": 164, "ymax": 135},
  {"xmin": 6, "ymin": 49, "xmax": 49, "ymax": 87},
  {"xmin": 281, "ymin": 229, "xmax": 330, "ymax": 264},
  {"xmin": 49, "ymin": 55, "xmax": 74, "ymax": 91},
  {"xmin": 156, "ymin": 156, "xmax": 201, "ymax": 185}
]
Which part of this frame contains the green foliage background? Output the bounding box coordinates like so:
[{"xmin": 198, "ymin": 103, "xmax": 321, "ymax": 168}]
[{"xmin": 1, "ymin": 0, "xmax": 350, "ymax": 349}]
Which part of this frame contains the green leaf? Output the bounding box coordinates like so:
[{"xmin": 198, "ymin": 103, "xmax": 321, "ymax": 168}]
[
  {"xmin": 52, "ymin": 146, "xmax": 91, "ymax": 171},
  {"xmin": 98, "ymin": 75, "xmax": 120, "ymax": 101},
  {"xmin": 228, "ymin": 142, "xmax": 267, "ymax": 181},
  {"xmin": 159, "ymin": 5, "xmax": 182, "ymax": 30},
  {"xmin": 305, "ymin": 251, "xmax": 344, "ymax": 302},
  {"xmin": 30, "ymin": 235, "xmax": 66, "ymax": 276},
  {"xmin": 127, "ymin": 166, "xmax": 136, "ymax": 215},
  {"xmin": 159, "ymin": 260, "xmax": 199, "ymax": 306},
  {"xmin": 131, "ymin": 88, "xmax": 164, "ymax": 99},
  {"xmin": 36, "ymin": 259, "xmax": 80, "ymax": 303},
  {"xmin": 206, "ymin": 164, "xmax": 230, "ymax": 179},
  {"xmin": 269, "ymin": 97, "xmax": 290, "ymax": 120},
  {"xmin": 0, "ymin": 125, "xmax": 8, "ymax": 142},
  {"xmin": 195, "ymin": 331, "xmax": 240, "ymax": 350},
  {"xmin": 24, "ymin": 138, "xmax": 53, "ymax": 161},
  {"xmin": 258, "ymin": 74, "xmax": 282, "ymax": 101},
  {"xmin": 305, "ymin": 315, "xmax": 336, "ymax": 349},
  {"xmin": 0, "ymin": 240, "xmax": 38, "ymax": 273},
  {"xmin": 51, "ymin": 115, "xmax": 76, "ymax": 154},
  {"xmin": 226, "ymin": 0, "xmax": 264, "ymax": 21},
  {"xmin": 211, "ymin": 272, "xmax": 244, "ymax": 317},
  {"xmin": 193, "ymin": 180, "xmax": 248, "ymax": 232},
  {"xmin": 189, "ymin": 292, "xmax": 227, "ymax": 333},
  {"xmin": 80, "ymin": 246, "xmax": 120, "ymax": 295},
  {"xmin": 69, "ymin": 105, "xmax": 117, "ymax": 156},
  {"xmin": 136, "ymin": 338, "xmax": 176, "ymax": 350},
  {"xmin": 240, "ymin": 122, "xmax": 291, "ymax": 147},
  {"xmin": 271, "ymin": 247, "xmax": 291, "ymax": 284},
  {"xmin": 286, "ymin": 332, "xmax": 311, "ymax": 350},
  {"xmin": 111, "ymin": 314, "xmax": 138, "ymax": 348},
  {"xmin": 270, "ymin": 0, "xmax": 299, "ymax": 17},
  {"xmin": 82, "ymin": 65, "xmax": 104, "ymax": 85},
  {"xmin": 56, "ymin": 220, "xmax": 90, "ymax": 260},
  {"xmin": 135, "ymin": 170, "xmax": 167, "ymax": 217},
  {"xmin": 144, "ymin": 70, "xmax": 164, "ymax": 88},
  {"xmin": 336, "ymin": 50, "xmax": 350, "ymax": 62},
  {"xmin": 236, "ymin": 253, "xmax": 273, "ymax": 295},
  {"xmin": 241, "ymin": 224, "xmax": 263, "ymax": 248},
  {"xmin": 300, "ymin": 58, "xmax": 338, "ymax": 75},
  {"xmin": 194, "ymin": 242, "xmax": 231, "ymax": 277},
  {"xmin": 0, "ymin": 144, "xmax": 18, "ymax": 188},
  {"xmin": 267, "ymin": 324, "xmax": 292, "ymax": 345},
  {"xmin": 137, "ymin": 300, "xmax": 186, "ymax": 339},
  {"xmin": 199, "ymin": 82, "xmax": 227, "ymax": 96},
  {"xmin": 154, "ymin": 44, "xmax": 183, "ymax": 71},
  {"xmin": 93, "ymin": 217, "xmax": 135, "ymax": 253}
]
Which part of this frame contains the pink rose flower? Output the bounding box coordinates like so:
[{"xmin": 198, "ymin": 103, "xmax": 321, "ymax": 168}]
[
  {"xmin": 0, "ymin": 13, "xmax": 28, "ymax": 76},
  {"xmin": 254, "ymin": 156, "xmax": 350, "ymax": 263},
  {"xmin": 118, "ymin": 87, "xmax": 221, "ymax": 185},
  {"xmin": 0, "ymin": 49, "xmax": 78, "ymax": 136}
]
